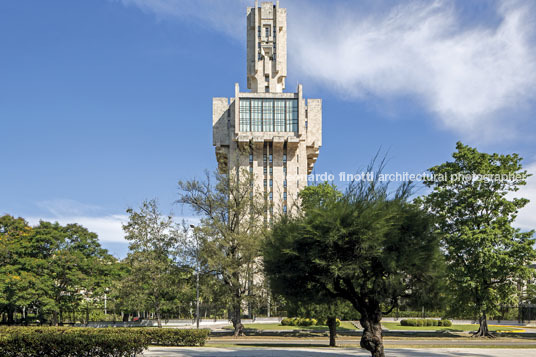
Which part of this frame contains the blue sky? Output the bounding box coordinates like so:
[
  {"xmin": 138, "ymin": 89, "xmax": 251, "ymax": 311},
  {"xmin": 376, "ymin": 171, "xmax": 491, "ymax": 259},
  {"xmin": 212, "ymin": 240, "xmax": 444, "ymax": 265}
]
[{"xmin": 1, "ymin": 0, "xmax": 536, "ymax": 258}]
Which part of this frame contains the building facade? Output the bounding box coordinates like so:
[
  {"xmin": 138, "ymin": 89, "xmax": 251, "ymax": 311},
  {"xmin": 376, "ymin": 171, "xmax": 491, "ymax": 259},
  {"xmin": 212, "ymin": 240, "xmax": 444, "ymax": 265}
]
[{"xmin": 213, "ymin": 1, "xmax": 322, "ymax": 218}]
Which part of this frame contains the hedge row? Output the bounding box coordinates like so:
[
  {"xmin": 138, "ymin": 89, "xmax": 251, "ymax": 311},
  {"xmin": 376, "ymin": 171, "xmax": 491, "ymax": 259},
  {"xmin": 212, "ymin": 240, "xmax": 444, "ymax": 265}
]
[
  {"xmin": 0, "ymin": 327, "xmax": 210, "ymax": 357},
  {"xmin": 281, "ymin": 317, "xmax": 341, "ymax": 327},
  {"xmin": 400, "ymin": 319, "xmax": 452, "ymax": 327}
]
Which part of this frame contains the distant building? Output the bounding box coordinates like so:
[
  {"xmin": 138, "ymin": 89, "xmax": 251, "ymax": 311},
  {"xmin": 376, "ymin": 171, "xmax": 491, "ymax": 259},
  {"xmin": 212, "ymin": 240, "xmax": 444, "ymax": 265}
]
[{"xmin": 213, "ymin": 1, "xmax": 322, "ymax": 218}]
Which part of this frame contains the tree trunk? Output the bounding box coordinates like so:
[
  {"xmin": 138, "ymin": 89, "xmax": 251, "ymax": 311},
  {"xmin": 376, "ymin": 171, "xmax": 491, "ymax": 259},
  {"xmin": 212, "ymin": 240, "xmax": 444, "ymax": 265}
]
[
  {"xmin": 473, "ymin": 310, "xmax": 494, "ymax": 338},
  {"xmin": 7, "ymin": 308, "xmax": 14, "ymax": 325},
  {"xmin": 156, "ymin": 309, "xmax": 162, "ymax": 328},
  {"xmin": 360, "ymin": 311, "xmax": 384, "ymax": 357},
  {"xmin": 327, "ymin": 316, "xmax": 337, "ymax": 347},
  {"xmin": 231, "ymin": 303, "xmax": 245, "ymax": 337},
  {"xmin": 52, "ymin": 311, "xmax": 59, "ymax": 326}
]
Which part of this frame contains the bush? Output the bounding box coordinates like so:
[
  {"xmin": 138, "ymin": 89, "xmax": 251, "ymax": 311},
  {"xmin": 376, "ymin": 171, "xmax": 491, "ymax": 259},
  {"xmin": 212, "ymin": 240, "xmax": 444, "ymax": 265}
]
[
  {"xmin": 281, "ymin": 317, "xmax": 292, "ymax": 326},
  {"xmin": 135, "ymin": 328, "xmax": 209, "ymax": 346},
  {"xmin": 440, "ymin": 319, "xmax": 452, "ymax": 327},
  {"xmin": 280, "ymin": 317, "xmax": 336, "ymax": 327},
  {"xmin": 0, "ymin": 326, "xmax": 210, "ymax": 356}
]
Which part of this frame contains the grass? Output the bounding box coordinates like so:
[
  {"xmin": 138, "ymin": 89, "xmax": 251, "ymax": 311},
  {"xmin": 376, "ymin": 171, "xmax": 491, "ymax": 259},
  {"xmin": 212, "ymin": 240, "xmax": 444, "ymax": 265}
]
[
  {"xmin": 224, "ymin": 322, "xmax": 357, "ymax": 331},
  {"xmin": 381, "ymin": 322, "xmax": 523, "ymax": 332},
  {"xmin": 228, "ymin": 322, "xmax": 523, "ymax": 333}
]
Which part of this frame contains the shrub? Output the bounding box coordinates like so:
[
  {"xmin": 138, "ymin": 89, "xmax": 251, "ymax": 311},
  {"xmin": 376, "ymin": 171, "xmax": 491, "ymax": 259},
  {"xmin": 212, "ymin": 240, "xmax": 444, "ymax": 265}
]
[
  {"xmin": 440, "ymin": 319, "xmax": 452, "ymax": 327},
  {"xmin": 0, "ymin": 326, "xmax": 210, "ymax": 356},
  {"xmin": 310, "ymin": 318, "xmax": 318, "ymax": 326},
  {"xmin": 281, "ymin": 318, "xmax": 292, "ymax": 326}
]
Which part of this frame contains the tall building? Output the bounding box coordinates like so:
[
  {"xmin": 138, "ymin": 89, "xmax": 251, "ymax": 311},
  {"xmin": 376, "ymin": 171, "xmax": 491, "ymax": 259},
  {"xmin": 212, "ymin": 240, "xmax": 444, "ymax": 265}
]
[{"xmin": 213, "ymin": 1, "xmax": 322, "ymax": 218}]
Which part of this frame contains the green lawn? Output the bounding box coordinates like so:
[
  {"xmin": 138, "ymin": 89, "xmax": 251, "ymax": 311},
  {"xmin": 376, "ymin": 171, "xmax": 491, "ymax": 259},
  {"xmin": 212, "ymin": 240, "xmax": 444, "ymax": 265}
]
[
  {"xmin": 228, "ymin": 322, "xmax": 357, "ymax": 331},
  {"xmin": 227, "ymin": 322, "xmax": 523, "ymax": 333},
  {"xmin": 381, "ymin": 322, "xmax": 523, "ymax": 332}
]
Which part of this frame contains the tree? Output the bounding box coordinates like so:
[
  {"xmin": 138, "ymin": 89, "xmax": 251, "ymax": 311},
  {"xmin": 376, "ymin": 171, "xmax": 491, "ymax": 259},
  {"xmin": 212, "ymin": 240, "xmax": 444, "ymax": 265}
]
[
  {"xmin": 122, "ymin": 199, "xmax": 188, "ymax": 328},
  {"xmin": 265, "ymin": 182, "xmax": 344, "ymax": 346},
  {"xmin": 177, "ymin": 170, "xmax": 267, "ymax": 336},
  {"xmin": 419, "ymin": 142, "xmax": 536, "ymax": 337},
  {"xmin": 33, "ymin": 221, "xmax": 116, "ymax": 325},
  {"xmin": 0, "ymin": 216, "xmax": 116, "ymax": 325},
  {"xmin": 0, "ymin": 215, "xmax": 37, "ymax": 324},
  {"xmin": 264, "ymin": 175, "xmax": 441, "ymax": 357}
]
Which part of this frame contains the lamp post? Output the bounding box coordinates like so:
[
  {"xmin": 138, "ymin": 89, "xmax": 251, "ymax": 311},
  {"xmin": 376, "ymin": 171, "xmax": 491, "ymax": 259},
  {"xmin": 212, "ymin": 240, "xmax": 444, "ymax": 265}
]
[{"xmin": 190, "ymin": 224, "xmax": 200, "ymax": 329}]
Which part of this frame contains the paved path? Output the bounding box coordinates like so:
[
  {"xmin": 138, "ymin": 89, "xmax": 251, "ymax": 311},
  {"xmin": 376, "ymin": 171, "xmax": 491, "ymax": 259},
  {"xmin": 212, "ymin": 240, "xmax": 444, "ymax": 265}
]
[{"xmin": 141, "ymin": 347, "xmax": 536, "ymax": 356}]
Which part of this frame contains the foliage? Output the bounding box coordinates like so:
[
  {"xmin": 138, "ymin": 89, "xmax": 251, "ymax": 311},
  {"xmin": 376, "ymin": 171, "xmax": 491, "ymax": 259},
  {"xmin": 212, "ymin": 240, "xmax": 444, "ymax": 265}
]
[
  {"xmin": 120, "ymin": 199, "xmax": 192, "ymax": 328},
  {"xmin": 0, "ymin": 215, "xmax": 118, "ymax": 325},
  {"xmin": 0, "ymin": 326, "xmax": 210, "ymax": 356},
  {"xmin": 418, "ymin": 142, "xmax": 536, "ymax": 337},
  {"xmin": 177, "ymin": 169, "xmax": 267, "ymax": 336},
  {"xmin": 265, "ymin": 167, "xmax": 442, "ymax": 357},
  {"xmin": 399, "ymin": 319, "xmax": 452, "ymax": 327},
  {"xmin": 0, "ymin": 326, "xmax": 146, "ymax": 357}
]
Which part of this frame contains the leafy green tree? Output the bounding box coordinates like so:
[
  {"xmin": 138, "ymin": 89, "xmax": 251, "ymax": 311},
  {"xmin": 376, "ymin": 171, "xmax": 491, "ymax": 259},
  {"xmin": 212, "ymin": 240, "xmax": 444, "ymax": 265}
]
[
  {"xmin": 1, "ymin": 216, "xmax": 116, "ymax": 325},
  {"xmin": 32, "ymin": 221, "xmax": 116, "ymax": 325},
  {"xmin": 264, "ymin": 176, "xmax": 441, "ymax": 357},
  {"xmin": 266, "ymin": 183, "xmax": 344, "ymax": 346},
  {"xmin": 0, "ymin": 215, "xmax": 37, "ymax": 324},
  {"xmin": 122, "ymin": 199, "xmax": 190, "ymax": 327},
  {"xmin": 419, "ymin": 142, "xmax": 536, "ymax": 337},
  {"xmin": 177, "ymin": 170, "xmax": 267, "ymax": 336}
]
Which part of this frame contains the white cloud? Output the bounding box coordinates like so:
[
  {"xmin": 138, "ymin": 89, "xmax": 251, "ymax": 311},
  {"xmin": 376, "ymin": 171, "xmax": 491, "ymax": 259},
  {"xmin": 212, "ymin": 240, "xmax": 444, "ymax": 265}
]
[
  {"xmin": 289, "ymin": 0, "xmax": 536, "ymax": 140},
  {"xmin": 116, "ymin": 0, "xmax": 536, "ymax": 141},
  {"xmin": 116, "ymin": 0, "xmax": 247, "ymax": 39},
  {"xmin": 26, "ymin": 214, "xmax": 129, "ymax": 243}
]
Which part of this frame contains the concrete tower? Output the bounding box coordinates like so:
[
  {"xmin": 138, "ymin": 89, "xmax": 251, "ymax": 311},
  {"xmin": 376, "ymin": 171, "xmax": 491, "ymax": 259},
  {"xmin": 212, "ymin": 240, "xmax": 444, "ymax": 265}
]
[{"xmin": 213, "ymin": 1, "xmax": 322, "ymax": 219}]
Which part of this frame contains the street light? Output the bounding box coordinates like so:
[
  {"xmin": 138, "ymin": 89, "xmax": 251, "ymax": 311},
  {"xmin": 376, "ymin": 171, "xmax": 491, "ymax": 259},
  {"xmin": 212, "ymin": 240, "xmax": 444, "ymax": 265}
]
[{"xmin": 190, "ymin": 224, "xmax": 200, "ymax": 329}]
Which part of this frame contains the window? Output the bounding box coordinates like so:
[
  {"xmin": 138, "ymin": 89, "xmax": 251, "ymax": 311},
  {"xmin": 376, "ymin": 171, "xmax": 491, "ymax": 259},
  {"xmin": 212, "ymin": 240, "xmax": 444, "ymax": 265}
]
[
  {"xmin": 263, "ymin": 99, "xmax": 273, "ymax": 131},
  {"xmin": 270, "ymin": 179, "xmax": 273, "ymax": 187},
  {"xmin": 297, "ymin": 167, "xmax": 299, "ymax": 174},
  {"xmin": 283, "ymin": 192, "xmax": 287, "ymax": 201},
  {"xmin": 283, "ymin": 167, "xmax": 287, "ymax": 175},
  {"xmin": 264, "ymin": 179, "xmax": 267, "ymax": 187},
  {"xmin": 249, "ymin": 153, "xmax": 253, "ymax": 162},
  {"xmin": 251, "ymin": 99, "xmax": 262, "ymax": 131},
  {"xmin": 286, "ymin": 99, "xmax": 298, "ymax": 132},
  {"xmin": 263, "ymin": 154, "xmax": 267, "ymax": 162},
  {"xmin": 258, "ymin": 26, "xmax": 261, "ymax": 38},
  {"xmin": 269, "ymin": 154, "xmax": 273, "ymax": 163},
  {"xmin": 263, "ymin": 166, "xmax": 267, "ymax": 175},
  {"xmin": 274, "ymin": 99, "xmax": 285, "ymax": 131},
  {"xmin": 249, "ymin": 166, "xmax": 253, "ymax": 173},
  {"xmin": 240, "ymin": 99, "xmax": 250, "ymax": 132},
  {"xmin": 283, "ymin": 180, "xmax": 287, "ymax": 188},
  {"xmin": 283, "ymin": 154, "xmax": 287, "ymax": 163},
  {"xmin": 283, "ymin": 205, "xmax": 287, "ymax": 214},
  {"xmin": 269, "ymin": 167, "xmax": 273, "ymax": 175},
  {"xmin": 239, "ymin": 98, "xmax": 298, "ymax": 133},
  {"xmin": 269, "ymin": 192, "xmax": 273, "ymax": 200},
  {"xmin": 265, "ymin": 26, "xmax": 270, "ymax": 38}
]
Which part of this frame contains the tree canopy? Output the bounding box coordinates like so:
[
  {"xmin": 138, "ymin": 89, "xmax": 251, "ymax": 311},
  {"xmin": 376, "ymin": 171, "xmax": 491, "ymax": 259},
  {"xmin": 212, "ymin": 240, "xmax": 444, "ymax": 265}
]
[
  {"xmin": 418, "ymin": 142, "xmax": 536, "ymax": 337},
  {"xmin": 264, "ymin": 177, "xmax": 441, "ymax": 357}
]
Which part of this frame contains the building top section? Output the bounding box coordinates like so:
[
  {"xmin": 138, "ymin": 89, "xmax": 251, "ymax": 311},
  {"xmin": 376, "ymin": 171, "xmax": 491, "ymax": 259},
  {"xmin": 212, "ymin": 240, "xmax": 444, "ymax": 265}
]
[{"xmin": 247, "ymin": 1, "xmax": 287, "ymax": 94}]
